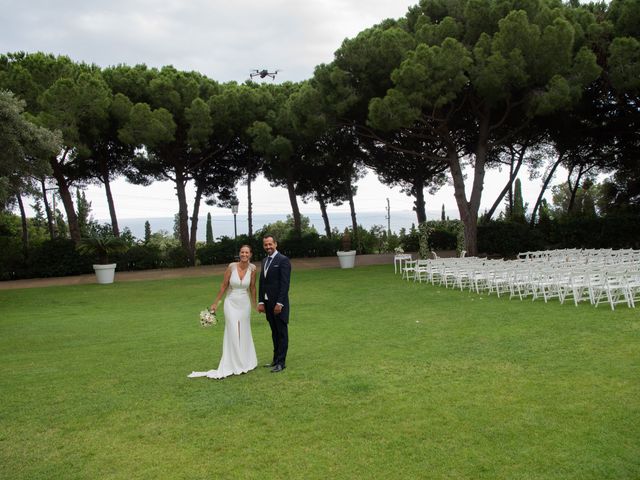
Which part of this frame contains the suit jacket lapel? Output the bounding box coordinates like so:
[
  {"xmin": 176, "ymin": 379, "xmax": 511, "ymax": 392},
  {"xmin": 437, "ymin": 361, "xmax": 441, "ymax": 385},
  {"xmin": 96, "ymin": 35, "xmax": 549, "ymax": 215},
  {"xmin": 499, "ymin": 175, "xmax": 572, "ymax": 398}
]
[{"xmin": 264, "ymin": 252, "xmax": 277, "ymax": 276}]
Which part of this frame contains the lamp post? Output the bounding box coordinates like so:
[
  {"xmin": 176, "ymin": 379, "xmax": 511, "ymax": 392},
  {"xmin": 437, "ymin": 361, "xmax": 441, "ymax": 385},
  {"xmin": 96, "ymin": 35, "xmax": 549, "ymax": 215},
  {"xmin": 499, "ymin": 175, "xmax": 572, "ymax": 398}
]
[{"xmin": 230, "ymin": 199, "xmax": 239, "ymax": 259}]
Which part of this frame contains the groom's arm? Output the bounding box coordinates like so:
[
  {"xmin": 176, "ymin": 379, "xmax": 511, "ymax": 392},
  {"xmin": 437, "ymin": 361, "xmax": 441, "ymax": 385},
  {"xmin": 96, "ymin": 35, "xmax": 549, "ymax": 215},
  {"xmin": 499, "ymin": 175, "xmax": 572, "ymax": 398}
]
[
  {"xmin": 258, "ymin": 263, "xmax": 265, "ymax": 304},
  {"xmin": 276, "ymin": 257, "xmax": 291, "ymax": 306}
]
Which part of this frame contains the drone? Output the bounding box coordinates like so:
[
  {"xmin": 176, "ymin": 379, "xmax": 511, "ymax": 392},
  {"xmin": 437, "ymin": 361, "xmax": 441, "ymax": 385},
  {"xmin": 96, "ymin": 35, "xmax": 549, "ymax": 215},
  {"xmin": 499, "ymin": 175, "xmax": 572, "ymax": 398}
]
[{"xmin": 250, "ymin": 69, "xmax": 280, "ymax": 80}]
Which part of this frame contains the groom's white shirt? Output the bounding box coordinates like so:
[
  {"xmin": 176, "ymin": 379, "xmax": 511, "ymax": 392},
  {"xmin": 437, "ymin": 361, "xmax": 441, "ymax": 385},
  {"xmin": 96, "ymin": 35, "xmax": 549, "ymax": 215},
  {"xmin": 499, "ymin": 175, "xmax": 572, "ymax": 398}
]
[
  {"xmin": 260, "ymin": 251, "xmax": 284, "ymax": 306},
  {"xmin": 264, "ymin": 250, "xmax": 278, "ymax": 275}
]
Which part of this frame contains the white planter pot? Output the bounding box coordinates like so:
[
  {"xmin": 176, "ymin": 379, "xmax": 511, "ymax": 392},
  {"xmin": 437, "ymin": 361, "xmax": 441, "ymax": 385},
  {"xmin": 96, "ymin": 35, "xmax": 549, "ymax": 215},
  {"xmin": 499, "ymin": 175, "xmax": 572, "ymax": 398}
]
[
  {"xmin": 93, "ymin": 263, "xmax": 117, "ymax": 284},
  {"xmin": 337, "ymin": 250, "xmax": 356, "ymax": 269}
]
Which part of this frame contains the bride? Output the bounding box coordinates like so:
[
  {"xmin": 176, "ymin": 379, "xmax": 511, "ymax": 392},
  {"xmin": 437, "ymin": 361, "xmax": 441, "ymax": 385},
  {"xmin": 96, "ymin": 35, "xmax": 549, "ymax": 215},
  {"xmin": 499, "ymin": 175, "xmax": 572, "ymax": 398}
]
[{"xmin": 188, "ymin": 245, "xmax": 258, "ymax": 379}]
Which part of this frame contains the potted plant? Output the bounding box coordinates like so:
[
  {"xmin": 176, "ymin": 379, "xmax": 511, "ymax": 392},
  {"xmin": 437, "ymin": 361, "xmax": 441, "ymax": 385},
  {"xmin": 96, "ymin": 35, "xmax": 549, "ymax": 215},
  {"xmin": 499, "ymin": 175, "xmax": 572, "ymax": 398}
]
[
  {"xmin": 77, "ymin": 235, "xmax": 128, "ymax": 284},
  {"xmin": 336, "ymin": 229, "xmax": 356, "ymax": 269}
]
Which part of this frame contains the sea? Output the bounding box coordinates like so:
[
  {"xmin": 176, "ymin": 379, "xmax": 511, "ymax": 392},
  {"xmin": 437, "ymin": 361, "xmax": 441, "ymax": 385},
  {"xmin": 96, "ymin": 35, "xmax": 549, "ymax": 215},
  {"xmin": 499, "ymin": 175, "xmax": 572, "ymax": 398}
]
[{"xmin": 115, "ymin": 209, "xmax": 459, "ymax": 241}]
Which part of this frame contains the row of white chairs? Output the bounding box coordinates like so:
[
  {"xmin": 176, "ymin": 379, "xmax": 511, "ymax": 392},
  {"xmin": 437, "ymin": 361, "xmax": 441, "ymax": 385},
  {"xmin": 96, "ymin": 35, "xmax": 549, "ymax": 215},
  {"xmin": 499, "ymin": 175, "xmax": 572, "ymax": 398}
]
[{"xmin": 400, "ymin": 249, "xmax": 640, "ymax": 310}]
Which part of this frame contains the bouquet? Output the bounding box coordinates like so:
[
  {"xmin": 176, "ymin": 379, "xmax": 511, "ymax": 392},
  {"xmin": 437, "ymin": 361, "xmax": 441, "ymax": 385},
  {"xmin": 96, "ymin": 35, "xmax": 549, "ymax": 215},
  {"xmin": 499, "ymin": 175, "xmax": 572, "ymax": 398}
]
[{"xmin": 199, "ymin": 308, "xmax": 217, "ymax": 327}]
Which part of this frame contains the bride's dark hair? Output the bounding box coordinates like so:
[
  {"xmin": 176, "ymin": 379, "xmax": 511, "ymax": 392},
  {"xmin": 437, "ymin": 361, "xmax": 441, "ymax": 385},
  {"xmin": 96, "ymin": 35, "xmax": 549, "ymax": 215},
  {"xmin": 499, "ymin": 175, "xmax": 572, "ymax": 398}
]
[{"xmin": 239, "ymin": 244, "xmax": 252, "ymax": 253}]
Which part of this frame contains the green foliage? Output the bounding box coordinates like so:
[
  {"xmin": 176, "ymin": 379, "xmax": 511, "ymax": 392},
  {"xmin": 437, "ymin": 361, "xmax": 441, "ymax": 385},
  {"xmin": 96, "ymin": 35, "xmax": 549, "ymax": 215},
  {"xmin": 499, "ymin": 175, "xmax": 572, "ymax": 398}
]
[
  {"xmin": 429, "ymin": 229, "xmax": 459, "ymax": 250},
  {"xmin": 510, "ymin": 178, "xmax": 527, "ymax": 223},
  {"xmin": 545, "ymin": 215, "xmax": 640, "ymax": 249},
  {"xmin": 418, "ymin": 222, "xmax": 433, "ymax": 259},
  {"xmin": 353, "ymin": 225, "xmax": 385, "ymax": 254},
  {"xmin": 195, "ymin": 236, "xmax": 241, "ymax": 266},
  {"xmin": 75, "ymin": 188, "xmax": 93, "ymax": 237},
  {"xmin": 146, "ymin": 229, "xmax": 180, "ymax": 251},
  {"xmin": 254, "ymin": 214, "xmax": 317, "ymax": 242},
  {"xmin": 0, "ymin": 234, "xmax": 23, "ymax": 280},
  {"xmin": 478, "ymin": 220, "xmax": 546, "ymax": 257},
  {"xmin": 0, "ymin": 90, "xmax": 58, "ymax": 203},
  {"xmin": 144, "ymin": 220, "xmax": 151, "ymax": 244},
  {"xmin": 119, "ymin": 244, "xmax": 162, "ymax": 271},
  {"xmin": 608, "ymin": 36, "xmax": 640, "ymax": 95},
  {"xmin": 26, "ymin": 238, "xmax": 93, "ymax": 277},
  {"xmin": 165, "ymin": 245, "xmax": 192, "ymax": 268},
  {"xmin": 205, "ymin": 212, "xmax": 213, "ymax": 245},
  {"xmin": 76, "ymin": 235, "xmax": 128, "ymax": 264},
  {"xmin": 279, "ymin": 232, "xmax": 340, "ymax": 258},
  {"xmin": 54, "ymin": 208, "xmax": 68, "ymax": 238},
  {"xmin": 550, "ymin": 180, "xmax": 604, "ymax": 219},
  {"xmin": 399, "ymin": 224, "xmax": 420, "ymax": 252}
]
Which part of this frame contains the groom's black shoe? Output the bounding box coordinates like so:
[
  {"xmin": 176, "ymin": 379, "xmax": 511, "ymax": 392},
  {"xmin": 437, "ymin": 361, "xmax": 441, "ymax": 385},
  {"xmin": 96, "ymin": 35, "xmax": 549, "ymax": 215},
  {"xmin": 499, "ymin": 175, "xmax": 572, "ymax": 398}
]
[{"xmin": 270, "ymin": 364, "xmax": 285, "ymax": 373}]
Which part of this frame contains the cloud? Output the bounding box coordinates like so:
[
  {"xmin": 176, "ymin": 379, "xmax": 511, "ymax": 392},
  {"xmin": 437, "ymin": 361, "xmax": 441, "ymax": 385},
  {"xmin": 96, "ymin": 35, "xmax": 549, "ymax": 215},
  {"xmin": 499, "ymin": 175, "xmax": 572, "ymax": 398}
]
[{"xmin": 3, "ymin": 0, "xmax": 414, "ymax": 82}]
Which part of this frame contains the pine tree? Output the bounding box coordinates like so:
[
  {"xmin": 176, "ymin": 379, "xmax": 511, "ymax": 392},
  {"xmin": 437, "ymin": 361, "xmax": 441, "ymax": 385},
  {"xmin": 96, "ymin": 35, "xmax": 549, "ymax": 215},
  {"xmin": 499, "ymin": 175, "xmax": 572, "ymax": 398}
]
[{"xmin": 206, "ymin": 213, "xmax": 214, "ymax": 245}]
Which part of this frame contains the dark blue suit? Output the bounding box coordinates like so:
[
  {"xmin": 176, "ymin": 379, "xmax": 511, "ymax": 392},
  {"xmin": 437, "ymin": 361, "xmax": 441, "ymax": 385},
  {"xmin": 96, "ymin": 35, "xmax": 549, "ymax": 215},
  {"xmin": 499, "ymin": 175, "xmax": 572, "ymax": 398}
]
[{"xmin": 259, "ymin": 252, "xmax": 291, "ymax": 367}]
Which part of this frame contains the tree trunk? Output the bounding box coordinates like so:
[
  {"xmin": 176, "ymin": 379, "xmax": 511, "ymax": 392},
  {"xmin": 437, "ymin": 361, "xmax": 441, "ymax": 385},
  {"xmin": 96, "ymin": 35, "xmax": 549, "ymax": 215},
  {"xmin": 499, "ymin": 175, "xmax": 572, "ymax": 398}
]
[
  {"xmin": 285, "ymin": 169, "xmax": 301, "ymax": 237},
  {"xmin": 348, "ymin": 185, "xmax": 358, "ymax": 245},
  {"xmin": 318, "ymin": 196, "xmax": 332, "ymax": 238},
  {"xmin": 100, "ymin": 157, "xmax": 120, "ymax": 237},
  {"xmin": 530, "ymin": 151, "xmax": 565, "ymax": 226},
  {"xmin": 247, "ymin": 172, "xmax": 254, "ymax": 238},
  {"xmin": 16, "ymin": 193, "xmax": 29, "ymax": 258},
  {"xmin": 448, "ymin": 109, "xmax": 490, "ymax": 256},
  {"xmin": 189, "ymin": 184, "xmax": 204, "ymax": 264},
  {"xmin": 50, "ymin": 156, "xmax": 81, "ymax": 243},
  {"xmin": 449, "ymin": 151, "xmax": 478, "ymax": 255},
  {"xmin": 413, "ymin": 177, "xmax": 427, "ymax": 224},
  {"xmin": 485, "ymin": 149, "xmax": 525, "ymax": 221},
  {"xmin": 174, "ymin": 168, "xmax": 191, "ymax": 255},
  {"xmin": 40, "ymin": 178, "xmax": 55, "ymax": 239},
  {"xmin": 567, "ymin": 164, "xmax": 583, "ymax": 215}
]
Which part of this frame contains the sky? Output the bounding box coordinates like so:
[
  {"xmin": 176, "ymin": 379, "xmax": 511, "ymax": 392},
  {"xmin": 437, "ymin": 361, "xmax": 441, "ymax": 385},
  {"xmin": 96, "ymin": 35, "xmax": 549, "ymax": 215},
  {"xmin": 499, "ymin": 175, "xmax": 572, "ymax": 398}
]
[{"xmin": 4, "ymin": 0, "xmax": 567, "ymax": 222}]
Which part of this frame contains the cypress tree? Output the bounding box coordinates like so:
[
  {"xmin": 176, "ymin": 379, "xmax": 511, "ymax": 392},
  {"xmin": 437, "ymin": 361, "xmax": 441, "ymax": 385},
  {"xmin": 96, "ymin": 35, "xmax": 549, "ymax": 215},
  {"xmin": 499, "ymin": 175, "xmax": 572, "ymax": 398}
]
[
  {"xmin": 144, "ymin": 221, "xmax": 151, "ymax": 244},
  {"xmin": 206, "ymin": 213, "xmax": 214, "ymax": 245}
]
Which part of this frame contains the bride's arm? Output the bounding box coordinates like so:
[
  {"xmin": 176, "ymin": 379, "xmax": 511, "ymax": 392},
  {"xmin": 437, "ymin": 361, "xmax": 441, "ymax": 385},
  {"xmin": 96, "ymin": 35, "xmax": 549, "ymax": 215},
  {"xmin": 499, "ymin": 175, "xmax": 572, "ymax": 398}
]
[
  {"xmin": 211, "ymin": 266, "xmax": 232, "ymax": 312},
  {"xmin": 249, "ymin": 266, "xmax": 257, "ymax": 310}
]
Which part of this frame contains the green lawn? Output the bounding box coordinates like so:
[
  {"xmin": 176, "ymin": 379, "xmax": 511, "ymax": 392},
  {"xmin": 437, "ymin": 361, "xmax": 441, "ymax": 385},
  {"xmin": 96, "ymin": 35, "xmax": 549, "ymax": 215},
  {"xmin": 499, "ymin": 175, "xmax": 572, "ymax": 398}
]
[{"xmin": 1, "ymin": 265, "xmax": 639, "ymax": 479}]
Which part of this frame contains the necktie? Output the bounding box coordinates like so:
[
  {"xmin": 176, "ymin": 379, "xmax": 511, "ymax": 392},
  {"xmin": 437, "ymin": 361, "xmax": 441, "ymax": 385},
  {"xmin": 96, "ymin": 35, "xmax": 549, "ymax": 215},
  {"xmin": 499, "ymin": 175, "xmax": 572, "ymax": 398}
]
[{"xmin": 265, "ymin": 256, "xmax": 272, "ymax": 271}]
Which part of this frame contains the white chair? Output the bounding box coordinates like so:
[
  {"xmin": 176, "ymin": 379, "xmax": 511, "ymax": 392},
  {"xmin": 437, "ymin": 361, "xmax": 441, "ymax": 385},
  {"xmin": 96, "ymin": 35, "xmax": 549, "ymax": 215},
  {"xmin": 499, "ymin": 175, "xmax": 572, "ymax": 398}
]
[
  {"xmin": 401, "ymin": 259, "xmax": 418, "ymax": 281},
  {"xmin": 414, "ymin": 259, "xmax": 431, "ymax": 283},
  {"xmin": 595, "ymin": 268, "xmax": 631, "ymax": 310}
]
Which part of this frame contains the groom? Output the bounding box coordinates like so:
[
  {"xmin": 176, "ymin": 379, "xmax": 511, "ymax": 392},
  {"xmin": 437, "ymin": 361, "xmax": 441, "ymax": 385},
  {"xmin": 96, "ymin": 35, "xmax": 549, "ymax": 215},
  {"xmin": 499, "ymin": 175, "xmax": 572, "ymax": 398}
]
[{"xmin": 257, "ymin": 234, "xmax": 292, "ymax": 373}]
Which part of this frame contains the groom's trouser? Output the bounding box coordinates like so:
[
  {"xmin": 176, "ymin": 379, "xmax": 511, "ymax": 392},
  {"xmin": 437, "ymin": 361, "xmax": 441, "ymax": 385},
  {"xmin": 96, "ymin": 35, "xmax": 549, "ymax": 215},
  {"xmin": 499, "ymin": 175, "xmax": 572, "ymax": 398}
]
[{"xmin": 265, "ymin": 301, "xmax": 288, "ymax": 366}]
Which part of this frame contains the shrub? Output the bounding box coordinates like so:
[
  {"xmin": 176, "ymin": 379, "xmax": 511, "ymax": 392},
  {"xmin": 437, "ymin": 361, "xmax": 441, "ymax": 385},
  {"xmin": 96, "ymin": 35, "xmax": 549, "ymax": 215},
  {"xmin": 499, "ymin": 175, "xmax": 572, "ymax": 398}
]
[
  {"xmin": 119, "ymin": 244, "xmax": 163, "ymax": 271},
  {"xmin": 545, "ymin": 215, "xmax": 640, "ymax": 249},
  {"xmin": 0, "ymin": 236, "xmax": 25, "ymax": 280},
  {"xmin": 399, "ymin": 227, "xmax": 419, "ymax": 252},
  {"xmin": 478, "ymin": 221, "xmax": 545, "ymax": 258},
  {"xmin": 196, "ymin": 237, "xmax": 238, "ymax": 265},
  {"xmin": 280, "ymin": 232, "xmax": 340, "ymax": 258},
  {"xmin": 26, "ymin": 238, "xmax": 93, "ymax": 278},
  {"xmin": 165, "ymin": 246, "xmax": 192, "ymax": 268},
  {"xmin": 428, "ymin": 229, "xmax": 458, "ymax": 250}
]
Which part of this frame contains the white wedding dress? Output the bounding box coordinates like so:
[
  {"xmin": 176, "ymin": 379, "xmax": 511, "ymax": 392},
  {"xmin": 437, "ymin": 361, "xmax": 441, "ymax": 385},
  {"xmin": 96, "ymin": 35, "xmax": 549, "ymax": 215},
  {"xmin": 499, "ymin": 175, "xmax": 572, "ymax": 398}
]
[{"xmin": 188, "ymin": 263, "xmax": 258, "ymax": 379}]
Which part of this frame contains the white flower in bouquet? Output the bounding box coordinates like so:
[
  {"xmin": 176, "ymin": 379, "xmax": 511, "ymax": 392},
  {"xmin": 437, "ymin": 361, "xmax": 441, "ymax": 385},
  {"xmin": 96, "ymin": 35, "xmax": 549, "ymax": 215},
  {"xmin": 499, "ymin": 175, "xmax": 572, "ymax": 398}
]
[
  {"xmin": 394, "ymin": 246, "xmax": 404, "ymax": 254},
  {"xmin": 199, "ymin": 308, "xmax": 217, "ymax": 327}
]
